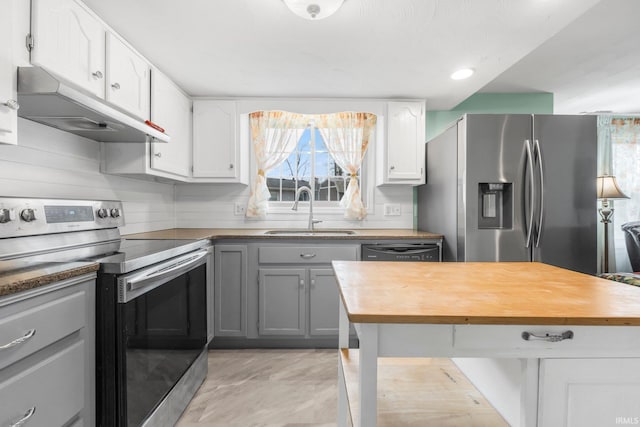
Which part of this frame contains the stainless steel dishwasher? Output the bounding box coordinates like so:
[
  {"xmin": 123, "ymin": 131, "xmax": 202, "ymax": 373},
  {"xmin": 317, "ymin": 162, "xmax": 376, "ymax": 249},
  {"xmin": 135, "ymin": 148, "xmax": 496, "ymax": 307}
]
[{"xmin": 361, "ymin": 242, "xmax": 441, "ymax": 262}]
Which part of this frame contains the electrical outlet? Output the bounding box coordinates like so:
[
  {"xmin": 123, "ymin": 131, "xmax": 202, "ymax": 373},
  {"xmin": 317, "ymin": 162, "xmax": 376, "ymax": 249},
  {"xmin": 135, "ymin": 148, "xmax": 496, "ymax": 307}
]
[
  {"xmin": 384, "ymin": 204, "xmax": 401, "ymax": 216},
  {"xmin": 234, "ymin": 203, "xmax": 246, "ymax": 216}
]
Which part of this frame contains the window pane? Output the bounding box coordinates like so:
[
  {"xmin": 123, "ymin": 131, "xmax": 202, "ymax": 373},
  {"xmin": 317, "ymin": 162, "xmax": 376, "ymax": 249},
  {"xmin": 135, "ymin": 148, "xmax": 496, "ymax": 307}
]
[{"xmin": 259, "ymin": 116, "xmax": 366, "ymax": 207}]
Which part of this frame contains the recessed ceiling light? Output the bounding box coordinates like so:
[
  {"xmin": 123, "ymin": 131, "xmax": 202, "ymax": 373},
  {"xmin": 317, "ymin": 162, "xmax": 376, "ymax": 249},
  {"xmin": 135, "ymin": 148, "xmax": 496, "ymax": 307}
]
[{"xmin": 450, "ymin": 68, "xmax": 474, "ymax": 80}]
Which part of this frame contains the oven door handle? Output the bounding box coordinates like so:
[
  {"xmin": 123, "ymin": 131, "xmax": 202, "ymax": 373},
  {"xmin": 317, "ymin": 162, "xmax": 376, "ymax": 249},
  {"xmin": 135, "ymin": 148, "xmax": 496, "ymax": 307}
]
[{"xmin": 121, "ymin": 250, "xmax": 209, "ymax": 300}]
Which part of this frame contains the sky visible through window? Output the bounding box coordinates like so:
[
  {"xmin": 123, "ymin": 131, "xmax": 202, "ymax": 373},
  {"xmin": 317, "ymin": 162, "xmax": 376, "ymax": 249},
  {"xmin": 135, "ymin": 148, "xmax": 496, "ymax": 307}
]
[{"xmin": 267, "ymin": 127, "xmax": 357, "ymax": 203}]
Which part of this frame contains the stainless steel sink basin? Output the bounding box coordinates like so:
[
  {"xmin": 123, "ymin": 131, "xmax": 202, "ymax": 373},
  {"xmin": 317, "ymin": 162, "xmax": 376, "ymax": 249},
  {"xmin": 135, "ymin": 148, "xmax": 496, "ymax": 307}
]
[{"xmin": 263, "ymin": 229, "xmax": 356, "ymax": 236}]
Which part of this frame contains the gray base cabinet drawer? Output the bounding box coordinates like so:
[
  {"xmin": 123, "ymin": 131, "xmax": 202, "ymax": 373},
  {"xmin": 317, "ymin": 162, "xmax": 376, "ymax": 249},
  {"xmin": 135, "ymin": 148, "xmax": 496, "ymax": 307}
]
[
  {"xmin": 0, "ymin": 341, "xmax": 85, "ymax": 427},
  {"xmin": 0, "ymin": 292, "xmax": 85, "ymax": 370},
  {"xmin": 259, "ymin": 246, "xmax": 358, "ymax": 264}
]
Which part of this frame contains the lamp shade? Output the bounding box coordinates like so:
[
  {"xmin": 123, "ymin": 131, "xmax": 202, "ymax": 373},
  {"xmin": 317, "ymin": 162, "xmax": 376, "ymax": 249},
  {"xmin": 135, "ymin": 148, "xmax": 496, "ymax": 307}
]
[
  {"xmin": 283, "ymin": 0, "xmax": 344, "ymax": 20},
  {"xmin": 597, "ymin": 175, "xmax": 629, "ymax": 200}
]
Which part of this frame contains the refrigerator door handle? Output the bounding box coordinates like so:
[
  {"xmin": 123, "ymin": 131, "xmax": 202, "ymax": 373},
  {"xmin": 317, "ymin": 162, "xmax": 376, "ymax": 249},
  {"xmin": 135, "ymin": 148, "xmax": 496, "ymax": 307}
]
[
  {"xmin": 534, "ymin": 139, "xmax": 545, "ymax": 247},
  {"xmin": 524, "ymin": 139, "xmax": 535, "ymax": 248}
]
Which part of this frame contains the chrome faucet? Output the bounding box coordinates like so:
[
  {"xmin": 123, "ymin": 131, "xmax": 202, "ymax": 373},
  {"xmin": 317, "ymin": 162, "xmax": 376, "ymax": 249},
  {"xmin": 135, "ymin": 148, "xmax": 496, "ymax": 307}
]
[{"xmin": 292, "ymin": 186, "xmax": 322, "ymax": 231}]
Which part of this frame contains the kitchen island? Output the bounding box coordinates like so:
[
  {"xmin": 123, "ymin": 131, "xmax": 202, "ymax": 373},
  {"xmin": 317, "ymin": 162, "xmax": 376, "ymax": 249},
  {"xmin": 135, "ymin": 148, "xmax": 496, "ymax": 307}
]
[{"xmin": 333, "ymin": 261, "xmax": 640, "ymax": 427}]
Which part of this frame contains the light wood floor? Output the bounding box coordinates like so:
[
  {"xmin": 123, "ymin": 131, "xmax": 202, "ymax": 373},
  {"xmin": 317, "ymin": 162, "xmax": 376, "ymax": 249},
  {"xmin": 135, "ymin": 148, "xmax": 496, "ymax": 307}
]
[{"xmin": 175, "ymin": 349, "xmax": 507, "ymax": 427}]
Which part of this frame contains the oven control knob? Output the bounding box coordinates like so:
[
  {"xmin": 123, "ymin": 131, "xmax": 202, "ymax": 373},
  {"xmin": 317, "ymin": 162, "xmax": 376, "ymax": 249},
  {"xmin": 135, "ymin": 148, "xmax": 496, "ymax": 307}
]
[
  {"xmin": 97, "ymin": 208, "xmax": 109, "ymax": 219},
  {"xmin": 0, "ymin": 208, "xmax": 11, "ymax": 223},
  {"xmin": 110, "ymin": 208, "xmax": 121, "ymax": 218},
  {"xmin": 20, "ymin": 208, "xmax": 36, "ymax": 222}
]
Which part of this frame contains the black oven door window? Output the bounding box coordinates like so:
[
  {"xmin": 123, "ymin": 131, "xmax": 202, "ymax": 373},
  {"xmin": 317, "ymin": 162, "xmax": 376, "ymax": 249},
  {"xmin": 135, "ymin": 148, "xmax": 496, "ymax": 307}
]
[{"xmin": 121, "ymin": 263, "xmax": 207, "ymax": 427}]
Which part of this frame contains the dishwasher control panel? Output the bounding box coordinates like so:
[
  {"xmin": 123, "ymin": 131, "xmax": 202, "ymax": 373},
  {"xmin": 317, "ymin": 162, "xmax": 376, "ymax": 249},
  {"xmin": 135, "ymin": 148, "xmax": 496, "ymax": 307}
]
[{"xmin": 361, "ymin": 243, "xmax": 441, "ymax": 262}]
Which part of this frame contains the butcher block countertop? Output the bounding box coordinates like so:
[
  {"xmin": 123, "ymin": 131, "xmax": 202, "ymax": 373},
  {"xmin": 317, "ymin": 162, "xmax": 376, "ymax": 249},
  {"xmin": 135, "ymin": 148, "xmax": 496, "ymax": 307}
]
[
  {"xmin": 332, "ymin": 261, "xmax": 640, "ymax": 326},
  {"xmin": 124, "ymin": 228, "xmax": 442, "ymax": 240}
]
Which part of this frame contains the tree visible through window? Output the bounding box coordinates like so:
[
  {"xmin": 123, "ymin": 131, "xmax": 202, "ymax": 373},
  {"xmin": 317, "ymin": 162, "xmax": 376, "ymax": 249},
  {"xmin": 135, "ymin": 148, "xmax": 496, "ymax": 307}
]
[{"xmin": 266, "ymin": 126, "xmax": 360, "ymax": 204}]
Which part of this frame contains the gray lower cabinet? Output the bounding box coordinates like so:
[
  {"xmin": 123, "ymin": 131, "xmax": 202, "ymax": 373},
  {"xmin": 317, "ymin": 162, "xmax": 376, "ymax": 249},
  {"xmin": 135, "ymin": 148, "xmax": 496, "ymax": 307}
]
[
  {"xmin": 258, "ymin": 268, "xmax": 306, "ymax": 335},
  {"xmin": 256, "ymin": 245, "xmax": 358, "ymax": 339},
  {"xmin": 0, "ymin": 274, "xmax": 96, "ymax": 427},
  {"xmin": 309, "ymin": 268, "xmax": 340, "ymax": 336},
  {"xmin": 214, "ymin": 244, "xmax": 247, "ymax": 337}
]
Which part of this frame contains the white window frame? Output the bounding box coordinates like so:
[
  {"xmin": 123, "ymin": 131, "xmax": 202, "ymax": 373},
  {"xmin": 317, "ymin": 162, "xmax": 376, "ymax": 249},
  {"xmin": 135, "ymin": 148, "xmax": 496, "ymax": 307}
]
[{"xmin": 240, "ymin": 110, "xmax": 384, "ymax": 217}]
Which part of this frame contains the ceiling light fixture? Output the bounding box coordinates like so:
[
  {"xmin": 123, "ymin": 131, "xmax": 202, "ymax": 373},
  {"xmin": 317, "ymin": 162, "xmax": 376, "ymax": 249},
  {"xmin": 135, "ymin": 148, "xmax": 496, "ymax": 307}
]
[
  {"xmin": 450, "ymin": 68, "xmax": 475, "ymax": 80},
  {"xmin": 283, "ymin": 0, "xmax": 345, "ymax": 20}
]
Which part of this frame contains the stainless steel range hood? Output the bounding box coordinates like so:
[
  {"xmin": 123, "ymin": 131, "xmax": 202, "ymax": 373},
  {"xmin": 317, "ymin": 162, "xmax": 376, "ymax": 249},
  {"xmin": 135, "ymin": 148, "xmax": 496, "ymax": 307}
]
[{"xmin": 17, "ymin": 67, "xmax": 170, "ymax": 143}]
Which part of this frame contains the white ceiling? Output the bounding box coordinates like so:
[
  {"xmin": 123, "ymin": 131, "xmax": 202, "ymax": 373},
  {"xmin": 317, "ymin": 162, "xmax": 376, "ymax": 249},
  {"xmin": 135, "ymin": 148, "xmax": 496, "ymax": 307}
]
[{"xmin": 82, "ymin": 0, "xmax": 639, "ymax": 113}]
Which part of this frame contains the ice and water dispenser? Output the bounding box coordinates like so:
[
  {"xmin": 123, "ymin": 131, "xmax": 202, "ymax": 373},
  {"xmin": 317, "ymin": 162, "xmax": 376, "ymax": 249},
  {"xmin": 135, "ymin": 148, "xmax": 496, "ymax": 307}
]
[{"xmin": 478, "ymin": 183, "xmax": 512, "ymax": 229}]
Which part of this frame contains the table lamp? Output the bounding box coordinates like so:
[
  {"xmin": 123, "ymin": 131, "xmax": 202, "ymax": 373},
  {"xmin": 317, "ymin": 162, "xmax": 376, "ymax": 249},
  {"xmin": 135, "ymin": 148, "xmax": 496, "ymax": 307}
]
[{"xmin": 597, "ymin": 175, "xmax": 629, "ymax": 273}]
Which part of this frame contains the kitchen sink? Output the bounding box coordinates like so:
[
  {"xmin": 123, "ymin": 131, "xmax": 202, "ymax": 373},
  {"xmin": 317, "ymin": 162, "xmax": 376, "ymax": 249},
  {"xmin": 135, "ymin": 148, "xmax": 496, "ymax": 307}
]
[{"xmin": 263, "ymin": 229, "xmax": 357, "ymax": 236}]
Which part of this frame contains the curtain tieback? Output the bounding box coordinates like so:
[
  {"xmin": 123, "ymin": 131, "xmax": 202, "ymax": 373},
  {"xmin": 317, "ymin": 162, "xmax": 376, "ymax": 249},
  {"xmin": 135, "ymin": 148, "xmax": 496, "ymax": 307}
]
[
  {"xmin": 349, "ymin": 173, "xmax": 358, "ymax": 178},
  {"xmin": 258, "ymin": 169, "xmax": 265, "ymax": 177}
]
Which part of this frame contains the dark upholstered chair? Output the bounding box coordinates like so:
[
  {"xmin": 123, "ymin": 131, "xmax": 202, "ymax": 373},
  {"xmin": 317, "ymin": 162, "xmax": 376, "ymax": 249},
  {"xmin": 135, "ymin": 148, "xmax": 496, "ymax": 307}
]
[{"xmin": 622, "ymin": 221, "xmax": 640, "ymax": 272}]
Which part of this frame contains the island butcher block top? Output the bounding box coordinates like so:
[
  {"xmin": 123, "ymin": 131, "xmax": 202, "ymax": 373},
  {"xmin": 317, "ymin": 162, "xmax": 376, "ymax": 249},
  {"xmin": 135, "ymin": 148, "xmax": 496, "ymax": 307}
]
[{"xmin": 332, "ymin": 261, "xmax": 640, "ymax": 326}]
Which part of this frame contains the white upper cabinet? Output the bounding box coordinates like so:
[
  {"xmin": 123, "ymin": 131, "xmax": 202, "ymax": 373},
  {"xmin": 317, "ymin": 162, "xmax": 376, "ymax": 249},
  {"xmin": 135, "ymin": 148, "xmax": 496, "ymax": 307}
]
[
  {"xmin": 0, "ymin": 0, "xmax": 18, "ymax": 145},
  {"xmin": 150, "ymin": 70, "xmax": 191, "ymax": 177},
  {"xmin": 31, "ymin": 0, "xmax": 106, "ymax": 98},
  {"xmin": 31, "ymin": 0, "xmax": 151, "ymax": 120},
  {"xmin": 378, "ymin": 101, "xmax": 426, "ymax": 185},
  {"xmin": 192, "ymin": 100, "xmax": 247, "ymax": 183},
  {"xmin": 105, "ymin": 33, "xmax": 150, "ymax": 120}
]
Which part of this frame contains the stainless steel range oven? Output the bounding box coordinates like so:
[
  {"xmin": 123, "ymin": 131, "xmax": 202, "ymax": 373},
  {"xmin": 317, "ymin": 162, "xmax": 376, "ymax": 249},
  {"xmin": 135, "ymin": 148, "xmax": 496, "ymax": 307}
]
[
  {"xmin": 96, "ymin": 239, "xmax": 211, "ymax": 427},
  {"xmin": 0, "ymin": 197, "xmax": 211, "ymax": 427}
]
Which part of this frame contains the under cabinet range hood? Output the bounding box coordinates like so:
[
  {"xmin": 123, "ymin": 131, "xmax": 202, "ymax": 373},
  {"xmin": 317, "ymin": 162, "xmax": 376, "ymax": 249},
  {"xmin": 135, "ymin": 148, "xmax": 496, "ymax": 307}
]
[{"xmin": 16, "ymin": 67, "xmax": 170, "ymax": 143}]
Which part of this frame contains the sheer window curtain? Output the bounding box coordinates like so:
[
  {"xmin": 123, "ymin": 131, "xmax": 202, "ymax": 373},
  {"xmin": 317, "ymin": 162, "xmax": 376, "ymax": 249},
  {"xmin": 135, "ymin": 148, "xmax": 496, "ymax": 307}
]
[
  {"xmin": 317, "ymin": 112, "xmax": 376, "ymax": 220},
  {"xmin": 246, "ymin": 111, "xmax": 302, "ymax": 218}
]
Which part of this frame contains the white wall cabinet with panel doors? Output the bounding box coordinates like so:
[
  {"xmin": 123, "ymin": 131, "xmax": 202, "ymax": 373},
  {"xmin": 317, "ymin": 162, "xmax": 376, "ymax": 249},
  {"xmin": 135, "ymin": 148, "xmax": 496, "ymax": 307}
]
[
  {"xmin": 0, "ymin": 0, "xmax": 18, "ymax": 145},
  {"xmin": 192, "ymin": 100, "xmax": 248, "ymax": 184},
  {"xmin": 30, "ymin": 0, "xmax": 106, "ymax": 99},
  {"xmin": 378, "ymin": 101, "xmax": 426, "ymax": 185},
  {"xmin": 101, "ymin": 69, "xmax": 191, "ymax": 181},
  {"xmin": 30, "ymin": 0, "xmax": 151, "ymax": 120},
  {"xmin": 105, "ymin": 32, "xmax": 150, "ymax": 120}
]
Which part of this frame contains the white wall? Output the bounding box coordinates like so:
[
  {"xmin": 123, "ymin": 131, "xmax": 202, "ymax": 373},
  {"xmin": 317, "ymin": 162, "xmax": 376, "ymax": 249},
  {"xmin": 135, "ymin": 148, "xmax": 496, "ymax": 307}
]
[
  {"xmin": 1, "ymin": 119, "xmax": 415, "ymax": 232},
  {"xmin": 0, "ymin": 119, "xmax": 176, "ymax": 234},
  {"xmin": 174, "ymin": 183, "xmax": 414, "ymax": 229}
]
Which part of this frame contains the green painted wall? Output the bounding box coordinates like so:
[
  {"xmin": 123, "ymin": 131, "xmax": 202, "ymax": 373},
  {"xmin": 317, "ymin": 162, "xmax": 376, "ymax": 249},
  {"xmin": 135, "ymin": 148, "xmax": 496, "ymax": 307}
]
[
  {"xmin": 413, "ymin": 92, "xmax": 555, "ymax": 229},
  {"xmin": 425, "ymin": 92, "xmax": 554, "ymax": 141}
]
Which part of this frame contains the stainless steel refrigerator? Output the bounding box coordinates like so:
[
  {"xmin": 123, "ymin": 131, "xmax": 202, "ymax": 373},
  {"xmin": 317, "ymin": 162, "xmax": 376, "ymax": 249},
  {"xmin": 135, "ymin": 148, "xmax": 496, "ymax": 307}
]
[{"xmin": 417, "ymin": 114, "xmax": 597, "ymax": 274}]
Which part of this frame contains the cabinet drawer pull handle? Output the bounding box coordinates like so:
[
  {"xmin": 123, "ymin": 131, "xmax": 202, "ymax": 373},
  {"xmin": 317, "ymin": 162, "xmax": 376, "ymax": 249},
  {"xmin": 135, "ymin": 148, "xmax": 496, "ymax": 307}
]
[
  {"xmin": 92, "ymin": 70, "xmax": 103, "ymax": 79},
  {"xmin": 154, "ymin": 152, "xmax": 162, "ymax": 158},
  {"xmin": 9, "ymin": 406, "xmax": 36, "ymax": 427},
  {"xmin": 111, "ymin": 82, "xmax": 121, "ymax": 90},
  {"xmin": 229, "ymin": 163, "xmax": 234, "ymax": 169},
  {"xmin": 300, "ymin": 253, "xmax": 316, "ymax": 259},
  {"xmin": 521, "ymin": 330, "xmax": 573, "ymax": 342},
  {"xmin": 1, "ymin": 99, "xmax": 20, "ymax": 110},
  {"xmin": 389, "ymin": 165, "xmax": 395, "ymax": 170},
  {"xmin": 0, "ymin": 329, "xmax": 36, "ymax": 350}
]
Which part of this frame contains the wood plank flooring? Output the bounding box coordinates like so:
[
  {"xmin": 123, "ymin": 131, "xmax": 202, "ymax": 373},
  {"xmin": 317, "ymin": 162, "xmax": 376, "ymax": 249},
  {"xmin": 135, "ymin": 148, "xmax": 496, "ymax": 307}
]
[{"xmin": 175, "ymin": 349, "xmax": 507, "ymax": 427}]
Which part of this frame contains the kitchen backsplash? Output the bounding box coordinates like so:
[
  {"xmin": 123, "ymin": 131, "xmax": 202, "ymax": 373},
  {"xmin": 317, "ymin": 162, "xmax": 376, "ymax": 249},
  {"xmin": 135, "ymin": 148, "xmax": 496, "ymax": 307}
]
[
  {"xmin": 1, "ymin": 119, "xmax": 414, "ymax": 233},
  {"xmin": 174, "ymin": 183, "xmax": 413, "ymax": 229},
  {"xmin": 0, "ymin": 119, "xmax": 176, "ymax": 235}
]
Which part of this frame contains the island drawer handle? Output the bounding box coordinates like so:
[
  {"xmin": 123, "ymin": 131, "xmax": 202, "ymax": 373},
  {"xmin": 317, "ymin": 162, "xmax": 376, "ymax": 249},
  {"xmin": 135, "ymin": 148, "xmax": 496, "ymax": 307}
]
[
  {"xmin": 521, "ymin": 330, "xmax": 573, "ymax": 342},
  {"xmin": 0, "ymin": 329, "xmax": 36, "ymax": 350},
  {"xmin": 9, "ymin": 406, "xmax": 36, "ymax": 427},
  {"xmin": 300, "ymin": 253, "xmax": 316, "ymax": 259}
]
